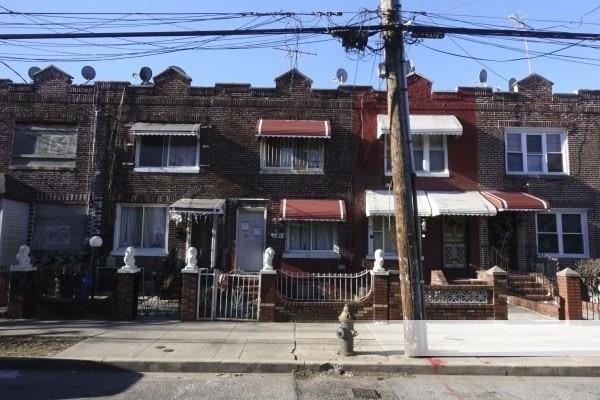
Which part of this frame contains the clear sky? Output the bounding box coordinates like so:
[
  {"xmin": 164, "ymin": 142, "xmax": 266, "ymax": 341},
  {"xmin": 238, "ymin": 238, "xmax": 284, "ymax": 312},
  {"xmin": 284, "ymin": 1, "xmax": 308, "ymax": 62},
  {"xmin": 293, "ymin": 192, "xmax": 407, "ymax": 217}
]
[{"xmin": 1, "ymin": 1, "xmax": 599, "ymax": 93}]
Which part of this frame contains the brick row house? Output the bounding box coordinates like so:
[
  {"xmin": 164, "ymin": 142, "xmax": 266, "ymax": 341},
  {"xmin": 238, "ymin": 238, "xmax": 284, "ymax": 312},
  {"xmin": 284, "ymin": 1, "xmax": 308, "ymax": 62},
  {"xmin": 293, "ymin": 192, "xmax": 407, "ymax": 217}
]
[{"xmin": 0, "ymin": 65, "xmax": 598, "ymax": 290}]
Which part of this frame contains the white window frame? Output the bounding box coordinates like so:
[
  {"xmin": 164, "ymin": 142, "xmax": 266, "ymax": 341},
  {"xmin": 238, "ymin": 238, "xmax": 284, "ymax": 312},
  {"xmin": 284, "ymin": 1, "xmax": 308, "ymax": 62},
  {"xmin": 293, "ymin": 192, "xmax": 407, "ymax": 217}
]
[
  {"xmin": 384, "ymin": 134, "xmax": 449, "ymax": 177},
  {"xmin": 259, "ymin": 138, "xmax": 324, "ymax": 175},
  {"xmin": 367, "ymin": 216, "xmax": 397, "ymax": 258},
  {"xmin": 112, "ymin": 203, "xmax": 169, "ymax": 256},
  {"xmin": 504, "ymin": 127, "xmax": 569, "ymax": 176},
  {"xmin": 535, "ymin": 209, "xmax": 588, "ymax": 258},
  {"xmin": 134, "ymin": 135, "xmax": 200, "ymax": 173},
  {"xmin": 283, "ymin": 221, "xmax": 339, "ymax": 259}
]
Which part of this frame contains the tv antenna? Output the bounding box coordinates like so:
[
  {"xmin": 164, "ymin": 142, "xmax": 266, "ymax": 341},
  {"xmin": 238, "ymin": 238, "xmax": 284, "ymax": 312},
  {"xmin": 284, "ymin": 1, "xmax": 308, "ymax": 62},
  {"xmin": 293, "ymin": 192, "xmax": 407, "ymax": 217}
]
[
  {"xmin": 335, "ymin": 68, "xmax": 348, "ymax": 84},
  {"xmin": 81, "ymin": 65, "xmax": 96, "ymax": 83},
  {"xmin": 139, "ymin": 66, "xmax": 153, "ymax": 85},
  {"xmin": 509, "ymin": 12, "xmax": 532, "ymax": 74}
]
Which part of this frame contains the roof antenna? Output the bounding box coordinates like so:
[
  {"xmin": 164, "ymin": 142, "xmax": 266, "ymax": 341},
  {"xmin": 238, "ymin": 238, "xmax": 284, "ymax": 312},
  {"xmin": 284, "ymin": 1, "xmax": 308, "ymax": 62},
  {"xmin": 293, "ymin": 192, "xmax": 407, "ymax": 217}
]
[{"xmin": 509, "ymin": 12, "xmax": 532, "ymax": 75}]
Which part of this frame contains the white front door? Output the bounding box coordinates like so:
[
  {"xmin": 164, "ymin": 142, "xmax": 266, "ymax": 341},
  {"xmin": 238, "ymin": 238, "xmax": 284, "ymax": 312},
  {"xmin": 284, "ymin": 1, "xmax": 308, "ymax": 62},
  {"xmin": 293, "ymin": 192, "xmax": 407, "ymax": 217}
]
[{"xmin": 235, "ymin": 208, "xmax": 266, "ymax": 271}]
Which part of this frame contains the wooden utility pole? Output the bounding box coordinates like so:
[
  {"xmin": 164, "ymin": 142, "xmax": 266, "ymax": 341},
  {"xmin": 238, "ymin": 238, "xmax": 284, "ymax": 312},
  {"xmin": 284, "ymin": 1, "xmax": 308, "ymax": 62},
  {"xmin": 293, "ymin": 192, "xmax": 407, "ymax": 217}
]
[{"xmin": 380, "ymin": 0, "xmax": 426, "ymax": 337}]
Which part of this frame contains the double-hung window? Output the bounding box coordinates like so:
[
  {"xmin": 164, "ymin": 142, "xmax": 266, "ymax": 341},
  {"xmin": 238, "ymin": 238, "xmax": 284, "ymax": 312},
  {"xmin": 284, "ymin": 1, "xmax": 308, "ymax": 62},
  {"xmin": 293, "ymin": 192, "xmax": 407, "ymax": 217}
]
[
  {"xmin": 369, "ymin": 216, "xmax": 397, "ymax": 255},
  {"xmin": 261, "ymin": 138, "xmax": 324, "ymax": 173},
  {"xmin": 285, "ymin": 221, "xmax": 338, "ymax": 257},
  {"xmin": 505, "ymin": 128, "xmax": 568, "ymax": 175},
  {"xmin": 536, "ymin": 210, "xmax": 588, "ymax": 258},
  {"xmin": 11, "ymin": 124, "xmax": 77, "ymax": 168},
  {"xmin": 113, "ymin": 204, "xmax": 167, "ymax": 255},
  {"xmin": 385, "ymin": 134, "xmax": 448, "ymax": 176}
]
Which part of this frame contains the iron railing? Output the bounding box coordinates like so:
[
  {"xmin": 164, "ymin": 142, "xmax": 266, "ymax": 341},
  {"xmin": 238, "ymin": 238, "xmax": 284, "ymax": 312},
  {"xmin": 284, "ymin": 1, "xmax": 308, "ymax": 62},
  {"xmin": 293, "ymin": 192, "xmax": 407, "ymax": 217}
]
[
  {"xmin": 582, "ymin": 275, "xmax": 600, "ymax": 320},
  {"xmin": 277, "ymin": 270, "xmax": 372, "ymax": 303},
  {"xmin": 489, "ymin": 246, "xmax": 511, "ymax": 271},
  {"xmin": 197, "ymin": 269, "xmax": 260, "ymax": 321}
]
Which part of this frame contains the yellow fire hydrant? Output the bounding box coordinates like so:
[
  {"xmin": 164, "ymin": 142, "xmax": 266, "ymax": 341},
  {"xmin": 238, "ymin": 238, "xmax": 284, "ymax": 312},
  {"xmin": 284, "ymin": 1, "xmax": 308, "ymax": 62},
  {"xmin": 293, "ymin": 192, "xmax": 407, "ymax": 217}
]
[{"xmin": 336, "ymin": 304, "xmax": 358, "ymax": 356}]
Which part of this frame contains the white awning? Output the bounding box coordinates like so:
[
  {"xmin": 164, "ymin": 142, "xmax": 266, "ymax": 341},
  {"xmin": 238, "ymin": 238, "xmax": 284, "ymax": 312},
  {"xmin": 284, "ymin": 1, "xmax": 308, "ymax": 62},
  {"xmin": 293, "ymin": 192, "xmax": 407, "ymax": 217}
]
[
  {"xmin": 130, "ymin": 123, "xmax": 201, "ymax": 136},
  {"xmin": 426, "ymin": 191, "xmax": 497, "ymax": 216},
  {"xmin": 377, "ymin": 114, "xmax": 463, "ymax": 138},
  {"xmin": 169, "ymin": 198, "xmax": 225, "ymax": 214},
  {"xmin": 365, "ymin": 190, "xmax": 433, "ymax": 217}
]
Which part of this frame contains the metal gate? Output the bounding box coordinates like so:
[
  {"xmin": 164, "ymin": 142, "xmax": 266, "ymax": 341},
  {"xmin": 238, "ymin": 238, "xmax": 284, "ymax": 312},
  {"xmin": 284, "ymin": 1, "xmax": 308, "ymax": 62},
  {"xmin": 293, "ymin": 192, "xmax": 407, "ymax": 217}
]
[
  {"xmin": 197, "ymin": 269, "xmax": 260, "ymax": 320},
  {"xmin": 137, "ymin": 267, "xmax": 181, "ymax": 318},
  {"xmin": 582, "ymin": 275, "xmax": 600, "ymax": 320}
]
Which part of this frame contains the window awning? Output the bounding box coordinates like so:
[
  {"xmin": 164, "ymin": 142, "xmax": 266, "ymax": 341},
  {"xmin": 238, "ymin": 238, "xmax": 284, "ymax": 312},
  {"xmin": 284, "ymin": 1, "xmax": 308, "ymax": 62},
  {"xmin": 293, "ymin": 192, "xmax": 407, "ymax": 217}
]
[
  {"xmin": 282, "ymin": 199, "xmax": 345, "ymax": 221},
  {"xmin": 427, "ymin": 191, "xmax": 497, "ymax": 216},
  {"xmin": 481, "ymin": 191, "xmax": 550, "ymax": 211},
  {"xmin": 169, "ymin": 198, "xmax": 225, "ymax": 214},
  {"xmin": 365, "ymin": 190, "xmax": 433, "ymax": 217},
  {"xmin": 377, "ymin": 114, "xmax": 463, "ymax": 138},
  {"xmin": 130, "ymin": 123, "xmax": 201, "ymax": 136},
  {"xmin": 257, "ymin": 119, "xmax": 331, "ymax": 138}
]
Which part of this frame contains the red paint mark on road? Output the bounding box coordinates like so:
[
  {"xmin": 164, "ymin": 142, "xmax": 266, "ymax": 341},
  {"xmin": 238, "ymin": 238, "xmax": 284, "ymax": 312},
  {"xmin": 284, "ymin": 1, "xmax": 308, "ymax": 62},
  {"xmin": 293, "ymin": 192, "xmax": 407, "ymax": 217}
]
[
  {"xmin": 427, "ymin": 357, "xmax": 446, "ymax": 372},
  {"xmin": 442, "ymin": 382, "xmax": 465, "ymax": 400}
]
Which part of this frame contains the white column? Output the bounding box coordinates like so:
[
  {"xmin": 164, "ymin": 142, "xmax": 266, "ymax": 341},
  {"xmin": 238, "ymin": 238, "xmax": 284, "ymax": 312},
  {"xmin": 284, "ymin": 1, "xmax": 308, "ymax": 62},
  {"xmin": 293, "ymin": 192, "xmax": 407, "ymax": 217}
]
[
  {"xmin": 185, "ymin": 214, "xmax": 192, "ymax": 250},
  {"xmin": 210, "ymin": 215, "xmax": 218, "ymax": 269}
]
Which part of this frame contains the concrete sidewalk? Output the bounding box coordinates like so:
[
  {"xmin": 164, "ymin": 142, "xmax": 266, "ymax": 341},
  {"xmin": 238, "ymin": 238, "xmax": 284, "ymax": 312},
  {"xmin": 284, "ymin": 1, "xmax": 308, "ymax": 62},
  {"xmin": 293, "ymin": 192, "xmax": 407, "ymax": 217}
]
[{"xmin": 2, "ymin": 319, "xmax": 600, "ymax": 376}]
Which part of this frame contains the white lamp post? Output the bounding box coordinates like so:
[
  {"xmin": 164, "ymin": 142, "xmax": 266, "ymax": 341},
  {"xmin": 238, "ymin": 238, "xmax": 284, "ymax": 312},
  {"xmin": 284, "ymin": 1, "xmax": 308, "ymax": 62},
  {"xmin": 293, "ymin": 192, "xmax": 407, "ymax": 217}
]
[{"xmin": 89, "ymin": 236, "xmax": 102, "ymax": 298}]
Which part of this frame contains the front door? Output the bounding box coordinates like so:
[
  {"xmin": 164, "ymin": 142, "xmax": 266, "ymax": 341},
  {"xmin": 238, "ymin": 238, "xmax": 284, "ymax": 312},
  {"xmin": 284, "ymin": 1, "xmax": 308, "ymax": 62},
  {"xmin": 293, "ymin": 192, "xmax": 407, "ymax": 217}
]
[
  {"xmin": 191, "ymin": 217, "xmax": 212, "ymax": 268},
  {"xmin": 442, "ymin": 216, "xmax": 467, "ymax": 269},
  {"xmin": 235, "ymin": 208, "xmax": 265, "ymax": 271}
]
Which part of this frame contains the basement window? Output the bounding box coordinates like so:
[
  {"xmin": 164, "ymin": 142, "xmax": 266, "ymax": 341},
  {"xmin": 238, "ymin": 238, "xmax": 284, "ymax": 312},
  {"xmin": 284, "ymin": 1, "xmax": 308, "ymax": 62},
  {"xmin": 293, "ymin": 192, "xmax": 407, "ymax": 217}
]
[{"xmin": 11, "ymin": 124, "xmax": 77, "ymax": 169}]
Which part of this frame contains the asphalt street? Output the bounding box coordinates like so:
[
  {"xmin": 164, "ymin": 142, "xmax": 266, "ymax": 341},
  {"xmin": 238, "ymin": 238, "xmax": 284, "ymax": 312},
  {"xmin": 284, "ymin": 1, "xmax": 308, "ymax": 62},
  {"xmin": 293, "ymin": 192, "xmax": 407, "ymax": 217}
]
[{"xmin": 1, "ymin": 370, "xmax": 600, "ymax": 400}]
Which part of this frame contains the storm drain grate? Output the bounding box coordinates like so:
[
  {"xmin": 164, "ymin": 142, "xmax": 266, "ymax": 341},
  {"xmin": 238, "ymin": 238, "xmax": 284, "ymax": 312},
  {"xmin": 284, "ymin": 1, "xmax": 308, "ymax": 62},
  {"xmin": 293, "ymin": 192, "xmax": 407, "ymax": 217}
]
[{"xmin": 351, "ymin": 388, "xmax": 381, "ymax": 399}]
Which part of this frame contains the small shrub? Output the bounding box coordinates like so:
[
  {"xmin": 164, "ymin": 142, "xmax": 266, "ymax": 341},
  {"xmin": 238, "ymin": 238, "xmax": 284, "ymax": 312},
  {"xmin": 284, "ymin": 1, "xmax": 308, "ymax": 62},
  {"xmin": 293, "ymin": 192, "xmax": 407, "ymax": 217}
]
[{"xmin": 575, "ymin": 259, "xmax": 600, "ymax": 299}]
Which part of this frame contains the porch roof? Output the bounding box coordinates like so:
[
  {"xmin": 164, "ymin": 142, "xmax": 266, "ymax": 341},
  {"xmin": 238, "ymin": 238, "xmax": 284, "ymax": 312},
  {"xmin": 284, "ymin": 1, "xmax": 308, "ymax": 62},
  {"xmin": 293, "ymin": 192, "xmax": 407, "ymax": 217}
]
[
  {"xmin": 256, "ymin": 119, "xmax": 331, "ymax": 139},
  {"xmin": 282, "ymin": 199, "xmax": 345, "ymax": 221},
  {"xmin": 427, "ymin": 191, "xmax": 497, "ymax": 216},
  {"xmin": 169, "ymin": 198, "xmax": 225, "ymax": 214},
  {"xmin": 377, "ymin": 114, "xmax": 463, "ymax": 138},
  {"xmin": 481, "ymin": 191, "xmax": 550, "ymax": 211},
  {"xmin": 365, "ymin": 189, "xmax": 433, "ymax": 217},
  {"xmin": 130, "ymin": 122, "xmax": 201, "ymax": 136}
]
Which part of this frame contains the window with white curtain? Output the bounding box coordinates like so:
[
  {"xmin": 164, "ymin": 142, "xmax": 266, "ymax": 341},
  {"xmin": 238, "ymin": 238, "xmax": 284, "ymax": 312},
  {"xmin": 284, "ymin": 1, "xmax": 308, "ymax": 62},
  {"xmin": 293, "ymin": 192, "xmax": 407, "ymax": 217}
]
[
  {"xmin": 135, "ymin": 135, "xmax": 198, "ymax": 172},
  {"xmin": 260, "ymin": 138, "xmax": 324, "ymax": 173},
  {"xmin": 385, "ymin": 134, "xmax": 448, "ymax": 176},
  {"xmin": 285, "ymin": 221, "xmax": 337, "ymax": 256},
  {"xmin": 505, "ymin": 128, "xmax": 568, "ymax": 175},
  {"xmin": 114, "ymin": 204, "xmax": 167, "ymax": 254}
]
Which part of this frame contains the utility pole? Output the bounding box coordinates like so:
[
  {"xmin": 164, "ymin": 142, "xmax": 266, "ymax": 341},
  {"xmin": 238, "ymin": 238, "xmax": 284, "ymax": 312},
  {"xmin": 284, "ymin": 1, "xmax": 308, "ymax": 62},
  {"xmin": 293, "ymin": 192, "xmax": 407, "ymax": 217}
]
[{"xmin": 380, "ymin": 0, "xmax": 426, "ymax": 355}]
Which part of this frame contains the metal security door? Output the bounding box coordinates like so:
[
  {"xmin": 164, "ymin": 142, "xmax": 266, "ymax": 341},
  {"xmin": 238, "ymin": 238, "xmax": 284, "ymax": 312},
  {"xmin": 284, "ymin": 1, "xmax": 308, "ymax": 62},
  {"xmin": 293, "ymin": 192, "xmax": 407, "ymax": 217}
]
[
  {"xmin": 197, "ymin": 269, "xmax": 260, "ymax": 321},
  {"xmin": 235, "ymin": 208, "xmax": 265, "ymax": 272}
]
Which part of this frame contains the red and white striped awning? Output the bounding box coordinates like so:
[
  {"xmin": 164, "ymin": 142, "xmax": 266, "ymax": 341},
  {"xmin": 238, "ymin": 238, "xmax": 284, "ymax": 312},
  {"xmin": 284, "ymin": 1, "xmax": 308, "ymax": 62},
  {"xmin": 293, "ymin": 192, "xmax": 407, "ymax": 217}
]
[
  {"xmin": 481, "ymin": 191, "xmax": 550, "ymax": 211},
  {"xmin": 282, "ymin": 199, "xmax": 345, "ymax": 221},
  {"xmin": 257, "ymin": 119, "xmax": 331, "ymax": 138}
]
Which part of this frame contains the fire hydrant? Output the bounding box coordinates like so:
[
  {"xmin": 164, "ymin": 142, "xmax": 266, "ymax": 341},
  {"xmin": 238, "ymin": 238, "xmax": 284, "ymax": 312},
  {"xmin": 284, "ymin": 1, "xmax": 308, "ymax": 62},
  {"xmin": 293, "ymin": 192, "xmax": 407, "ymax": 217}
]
[{"xmin": 336, "ymin": 304, "xmax": 358, "ymax": 356}]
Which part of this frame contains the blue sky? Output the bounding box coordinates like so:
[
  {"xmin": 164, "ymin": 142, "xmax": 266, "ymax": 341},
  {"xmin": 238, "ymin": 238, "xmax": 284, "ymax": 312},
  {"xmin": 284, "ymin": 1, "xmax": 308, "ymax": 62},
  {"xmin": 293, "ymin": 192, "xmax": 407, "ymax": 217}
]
[{"xmin": 1, "ymin": 1, "xmax": 600, "ymax": 92}]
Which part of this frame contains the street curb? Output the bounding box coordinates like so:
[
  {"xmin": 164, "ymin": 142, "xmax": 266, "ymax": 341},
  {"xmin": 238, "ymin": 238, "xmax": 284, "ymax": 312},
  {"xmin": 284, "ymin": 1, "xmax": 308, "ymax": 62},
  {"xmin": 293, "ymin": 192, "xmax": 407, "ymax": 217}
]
[{"xmin": 2, "ymin": 357, "xmax": 600, "ymax": 377}]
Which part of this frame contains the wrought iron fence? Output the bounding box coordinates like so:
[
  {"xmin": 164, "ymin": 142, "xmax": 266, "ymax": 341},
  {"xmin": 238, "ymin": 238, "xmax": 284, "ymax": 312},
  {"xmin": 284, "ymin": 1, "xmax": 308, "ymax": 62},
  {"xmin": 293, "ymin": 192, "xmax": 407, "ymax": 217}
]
[
  {"xmin": 424, "ymin": 285, "xmax": 491, "ymax": 304},
  {"xmin": 137, "ymin": 267, "xmax": 180, "ymax": 318},
  {"xmin": 582, "ymin": 275, "xmax": 600, "ymax": 320},
  {"xmin": 277, "ymin": 270, "xmax": 372, "ymax": 303},
  {"xmin": 197, "ymin": 269, "xmax": 260, "ymax": 320}
]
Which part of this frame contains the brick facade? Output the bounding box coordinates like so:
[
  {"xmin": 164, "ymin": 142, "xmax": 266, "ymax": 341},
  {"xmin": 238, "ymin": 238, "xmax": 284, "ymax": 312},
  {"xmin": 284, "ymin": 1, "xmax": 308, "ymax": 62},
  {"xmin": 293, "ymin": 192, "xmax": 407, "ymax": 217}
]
[{"xmin": 476, "ymin": 74, "xmax": 600, "ymax": 271}]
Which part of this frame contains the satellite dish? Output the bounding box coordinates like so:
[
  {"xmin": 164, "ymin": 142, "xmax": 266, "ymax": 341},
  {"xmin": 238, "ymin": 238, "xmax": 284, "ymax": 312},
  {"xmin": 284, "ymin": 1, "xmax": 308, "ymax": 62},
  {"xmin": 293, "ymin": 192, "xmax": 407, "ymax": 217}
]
[
  {"xmin": 81, "ymin": 65, "xmax": 96, "ymax": 82},
  {"xmin": 508, "ymin": 77, "xmax": 517, "ymax": 92},
  {"xmin": 27, "ymin": 66, "xmax": 41, "ymax": 80},
  {"xmin": 139, "ymin": 66, "xmax": 153, "ymax": 84},
  {"xmin": 336, "ymin": 68, "xmax": 348, "ymax": 84},
  {"xmin": 479, "ymin": 69, "xmax": 488, "ymax": 85}
]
